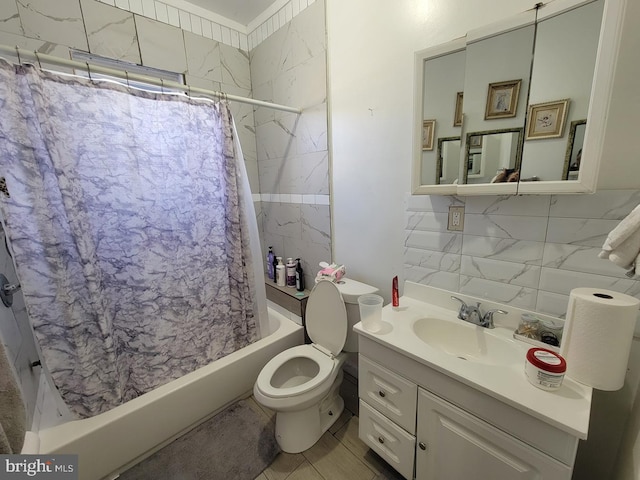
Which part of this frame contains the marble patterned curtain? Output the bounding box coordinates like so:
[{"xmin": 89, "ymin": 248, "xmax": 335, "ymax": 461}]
[{"xmin": 0, "ymin": 60, "xmax": 259, "ymax": 418}]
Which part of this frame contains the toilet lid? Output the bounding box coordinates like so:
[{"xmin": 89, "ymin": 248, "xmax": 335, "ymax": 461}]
[{"xmin": 306, "ymin": 280, "xmax": 347, "ymax": 355}]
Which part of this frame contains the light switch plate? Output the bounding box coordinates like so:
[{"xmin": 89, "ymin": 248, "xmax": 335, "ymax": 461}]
[{"xmin": 448, "ymin": 205, "xmax": 464, "ymax": 231}]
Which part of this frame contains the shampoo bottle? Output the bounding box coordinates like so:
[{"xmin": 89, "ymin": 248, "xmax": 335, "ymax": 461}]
[
  {"xmin": 272, "ymin": 252, "xmax": 279, "ymax": 283},
  {"xmin": 286, "ymin": 258, "xmax": 296, "ymax": 287},
  {"xmin": 276, "ymin": 257, "xmax": 286, "ymax": 287},
  {"xmin": 295, "ymin": 258, "xmax": 305, "ymax": 292},
  {"xmin": 267, "ymin": 246, "xmax": 275, "ymax": 280}
]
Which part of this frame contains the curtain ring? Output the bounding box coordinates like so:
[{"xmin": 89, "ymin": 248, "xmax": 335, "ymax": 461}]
[
  {"xmin": 86, "ymin": 62, "xmax": 92, "ymax": 80},
  {"xmin": 33, "ymin": 51, "xmax": 42, "ymax": 69},
  {"xmin": 125, "ymin": 70, "xmax": 130, "ymax": 88},
  {"xmin": 15, "ymin": 46, "xmax": 21, "ymax": 65},
  {"xmin": 160, "ymin": 78, "xmax": 164, "ymax": 94}
]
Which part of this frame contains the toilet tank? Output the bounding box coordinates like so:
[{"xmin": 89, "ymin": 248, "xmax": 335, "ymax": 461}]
[{"xmin": 336, "ymin": 278, "xmax": 379, "ymax": 352}]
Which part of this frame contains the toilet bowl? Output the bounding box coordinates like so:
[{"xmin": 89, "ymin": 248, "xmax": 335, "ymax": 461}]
[{"xmin": 254, "ymin": 279, "xmax": 363, "ymax": 453}]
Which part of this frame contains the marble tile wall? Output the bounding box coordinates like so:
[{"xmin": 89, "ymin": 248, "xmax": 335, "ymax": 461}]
[
  {"xmin": 250, "ymin": 0, "xmax": 330, "ymax": 287},
  {"xmin": 404, "ymin": 189, "xmax": 640, "ymax": 320}
]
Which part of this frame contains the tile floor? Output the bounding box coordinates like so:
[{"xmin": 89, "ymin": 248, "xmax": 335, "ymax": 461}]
[{"xmin": 247, "ymin": 397, "xmax": 406, "ymax": 480}]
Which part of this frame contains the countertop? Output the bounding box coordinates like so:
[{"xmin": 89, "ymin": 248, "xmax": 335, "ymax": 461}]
[{"xmin": 353, "ymin": 286, "xmax": 592, "ymax": 440}]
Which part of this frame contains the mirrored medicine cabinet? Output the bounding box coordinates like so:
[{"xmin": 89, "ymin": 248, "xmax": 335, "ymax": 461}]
[{"xmin": 412, "ymin": 0, "xmax": 624, "ymax": 195}]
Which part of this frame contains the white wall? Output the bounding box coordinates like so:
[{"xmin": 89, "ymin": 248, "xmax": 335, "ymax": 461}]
[{"xmin": 327, "ymin": 0, "xmax": 533, "ymax": 299}]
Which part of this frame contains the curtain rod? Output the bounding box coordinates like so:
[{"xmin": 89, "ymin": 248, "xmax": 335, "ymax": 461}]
[{"xmin": 0, "ymin": 45, "xmax": 302, "ymax": 114}]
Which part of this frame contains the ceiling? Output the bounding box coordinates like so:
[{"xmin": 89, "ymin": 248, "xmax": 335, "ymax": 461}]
[{"xmin": 185, "ymin": 0, "xmax": 279, "ymax": 26}]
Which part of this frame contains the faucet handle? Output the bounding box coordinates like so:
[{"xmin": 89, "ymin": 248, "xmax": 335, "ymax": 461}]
[
  {"xmin": 481, "ymin": 309, "xmax": 508, "ymax": 328},
  {"xmin": 450, "ymin": 296, "xmax": 469, "ymax": 320}
]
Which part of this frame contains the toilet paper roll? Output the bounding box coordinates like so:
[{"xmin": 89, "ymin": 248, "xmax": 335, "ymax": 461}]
[
  {"xmin": 560, "ymin": 288, "xmax": 639, "ymax": 391},
  {"xmin": 20, "ymin": 431, "xmax": 40, "ymax": 454}
]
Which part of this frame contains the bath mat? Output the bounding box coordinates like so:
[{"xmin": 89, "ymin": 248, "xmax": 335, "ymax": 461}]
[{"xmin": 118, "ymin": 399, "xmax": 279, "ymax": 480}]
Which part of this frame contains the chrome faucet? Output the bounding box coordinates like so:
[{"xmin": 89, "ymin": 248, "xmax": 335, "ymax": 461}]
[{"xmin": 450, "ymin": 296, "xmax": 507, "ymax": 329}]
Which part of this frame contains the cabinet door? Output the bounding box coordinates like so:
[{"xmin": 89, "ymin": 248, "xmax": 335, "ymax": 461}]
[{"xmin": 415, "ymin": 389, "xmax": 572, "ymax": 480}]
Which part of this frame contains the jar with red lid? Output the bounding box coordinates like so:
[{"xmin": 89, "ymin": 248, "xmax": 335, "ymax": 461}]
[{"xmin": 524, "ymin": 347, "xmax": 566, "ymax": 391}]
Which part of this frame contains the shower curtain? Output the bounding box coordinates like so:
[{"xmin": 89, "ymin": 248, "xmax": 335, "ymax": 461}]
[{"xmin": 0, "ymin": 59, "xmax": 267, "ymax": 418}]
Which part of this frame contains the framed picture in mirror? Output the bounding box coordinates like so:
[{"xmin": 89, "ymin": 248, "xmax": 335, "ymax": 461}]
[
  {"xmin": 525, "ymin": 99, "xmax": 569, "ymax": 140},
  {"xmin": 436, "ymin": 136, "xmax": 461, "ymax": 183},
  {"xmin": 454, "ymin": 92, "xmax": 463, "ymax": 126},
  {"xmin": 469, "ymin": 135, "xmax": 483, "ymax": 149},
  {"xmin": 485, "ymin": 79, "xmax": 522, "ymax": 119},
  {"xmin": 563, "ymin": 119, "xmax": 587, "ymax": 180},
  {"xmin": 422, "ymin": 119, "xmax": 436, "ymax": 150}
]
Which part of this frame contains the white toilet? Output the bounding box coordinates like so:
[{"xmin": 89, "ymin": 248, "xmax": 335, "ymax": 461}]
[{"xmin": 253, "ymin": 277, "xmax": 378, "ymax": 453}]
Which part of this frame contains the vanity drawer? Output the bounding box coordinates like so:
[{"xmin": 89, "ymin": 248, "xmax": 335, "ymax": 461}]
[
  {"xmin": 359, "ymin": 400, "xmax": 415, "ymax": 480},
  {"xmin": 359, "ymin": 355, "xmax": 417, "ymax": 433}
]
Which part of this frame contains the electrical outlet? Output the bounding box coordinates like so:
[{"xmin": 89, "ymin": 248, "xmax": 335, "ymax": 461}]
[{"xmin": 448, "ymin": 205, "xmax": 465, "ymax": 231}]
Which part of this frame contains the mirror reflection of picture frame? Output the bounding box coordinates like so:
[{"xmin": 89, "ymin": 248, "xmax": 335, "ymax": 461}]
[
  {"xmin": 485, "ymin": 79, "xmax": 522, "ymax": 119},
  {"xmin": 469, "ymin": 135, "xmax": 483, "ymax": 149},
  {"xmin": 463, "ymin": 127, "xmax": 524, "ymax": 184},
  {"xmin": 562, "ymin": 119, "xmax": 587, "ymax": 180},
  {"xmin": 454, "ymin": 92, "xmax": 463, "ymax": 127},
  {"xmin": 422, "ymin": 119, "xmax": 436, "ymax": 150},
  {"xmin": 525, "ymin": 99, "xmax": 570, "ymax": 140},
  {"xmin": 436, "ymin": 136, "xmax": 460, "ymax": 183}
]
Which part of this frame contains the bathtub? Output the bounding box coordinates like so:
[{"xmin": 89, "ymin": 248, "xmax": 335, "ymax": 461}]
[{"xmin": 36, "ymin": 308, "xmax": 303, "ymax": 480}]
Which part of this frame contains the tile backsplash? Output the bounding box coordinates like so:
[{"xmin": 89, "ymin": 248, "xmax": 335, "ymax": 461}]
[{"xmin": 404, "ymin": 190, "xmax": 640, "ymax": 319}]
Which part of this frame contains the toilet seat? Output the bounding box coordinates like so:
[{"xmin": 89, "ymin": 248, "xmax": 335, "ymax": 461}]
[
  {"xmin": 255, "ymin": 344, "xmax": 337, "ymax": 398},
  {"xmin": 255, "ymin": 281, "xmax": 348, "ymax": 401}
]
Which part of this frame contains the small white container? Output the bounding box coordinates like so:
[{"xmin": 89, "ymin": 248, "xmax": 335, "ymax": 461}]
[
  {"xmin": 525, "ymin": 347, "xmax": 566, "ymax": 391},
  {"xmin": 358, "ymin": 294, "xmax": 384, "ymax": 332}
]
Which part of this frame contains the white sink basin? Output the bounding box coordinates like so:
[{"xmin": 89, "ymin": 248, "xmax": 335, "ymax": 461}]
[{"xmin": 412, "ymin": 317, "xmax": 525, "ymax": 366}]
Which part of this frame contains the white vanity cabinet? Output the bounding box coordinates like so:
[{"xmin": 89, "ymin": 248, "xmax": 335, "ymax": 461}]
[
  {"xmin": 357, "ymin": 349, "xmax": 580, "ymax": 480},
  {"xmin": 416, "ymin": 388, "xmax": 571, "ymax": 480}
]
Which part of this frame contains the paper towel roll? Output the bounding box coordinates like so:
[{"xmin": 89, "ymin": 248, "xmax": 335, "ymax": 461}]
[{"xmin": 560, "ymin": 288, "xmax": 639, "ymax": 391}]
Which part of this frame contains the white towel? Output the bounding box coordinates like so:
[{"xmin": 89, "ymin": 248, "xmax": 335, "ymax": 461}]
[{"xmin": 599, "ymin": 204, "xmax": 640, "ymax": 276}]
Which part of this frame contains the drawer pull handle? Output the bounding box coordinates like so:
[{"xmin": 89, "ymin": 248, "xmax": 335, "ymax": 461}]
[
  {"xmin": 378, "ymin": 390, "xmax": 386, "ymax": 398},
  {"xmin": 378, "ymin": 436, "xmax": 385, "ymax": 444},
  {"xmin": 419, "ymin": 442, "xmax": 427, "ymax": 451}
]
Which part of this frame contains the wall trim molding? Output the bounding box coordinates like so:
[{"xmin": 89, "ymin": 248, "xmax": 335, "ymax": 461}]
[{"xmin": 96, "ymin": 0, "xmax": 317, "ymax": 51}]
